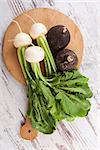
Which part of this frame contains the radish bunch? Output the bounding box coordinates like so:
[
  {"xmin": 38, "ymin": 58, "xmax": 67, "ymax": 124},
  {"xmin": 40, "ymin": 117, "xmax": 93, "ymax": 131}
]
[{"xmin": 12, "ymin": 16, "xmax": 92, "ymax": 135}]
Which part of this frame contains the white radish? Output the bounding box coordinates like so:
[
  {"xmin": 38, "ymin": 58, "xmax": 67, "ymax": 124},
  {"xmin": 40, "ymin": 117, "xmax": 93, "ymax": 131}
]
[
  {"xmin": 23, "ymin": 14, "xmax": 56, "ymax": 74},
  {"xmin": 29, "ymin": 23, "xmax": 47, "ymax": 39},
  {"xmin": 13, "ymin": 32, "xmax": 32, "ymax": 48},
  {"xmin": 12, "ymin": 20, "xmax": 32, "ymax": 48},
  {"xmin": 25, "ymin": 46, "xmax": 44, "ymax": 63}
]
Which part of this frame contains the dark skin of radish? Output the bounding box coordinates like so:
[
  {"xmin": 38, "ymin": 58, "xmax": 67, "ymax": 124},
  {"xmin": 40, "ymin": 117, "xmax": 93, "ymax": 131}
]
[
  {"xmin": 56, "ymin": 49, "xmax": 78, "ymax": 71},
  {"xmin": 47, "ymin": 25, "xmax": 70, "ymax": 52}
]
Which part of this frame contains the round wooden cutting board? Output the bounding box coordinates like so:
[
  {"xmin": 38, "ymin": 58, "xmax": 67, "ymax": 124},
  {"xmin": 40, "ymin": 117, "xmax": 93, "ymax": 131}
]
[{"xmin": 3, "ymin": 8, "xmax": 83, "ymax": 84}]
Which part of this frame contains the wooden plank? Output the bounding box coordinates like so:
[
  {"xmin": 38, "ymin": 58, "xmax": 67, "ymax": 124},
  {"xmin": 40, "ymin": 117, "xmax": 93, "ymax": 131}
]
[{"xmin": 0, "ymin": 0, "xmax": 99, "ymax": 150}]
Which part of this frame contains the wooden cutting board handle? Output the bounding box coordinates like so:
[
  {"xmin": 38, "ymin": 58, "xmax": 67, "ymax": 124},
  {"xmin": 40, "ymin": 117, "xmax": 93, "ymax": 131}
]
[
  {"xmin": 3, "ymin": 8, "xmax": 84, "ymax": 140},
  {"xmin": 20, "ymin": 117, "xmax": 38, "ymax": 140}
]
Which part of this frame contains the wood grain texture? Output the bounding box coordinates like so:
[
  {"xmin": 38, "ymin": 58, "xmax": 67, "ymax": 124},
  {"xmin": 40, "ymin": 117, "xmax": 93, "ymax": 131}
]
[
  {"xmin": 3, "ymin": 8, "xmax": 83, "ymax": 84},
  {"xmin": 0, "ymin": 0, "xmax": 99, "ymax": 150}
]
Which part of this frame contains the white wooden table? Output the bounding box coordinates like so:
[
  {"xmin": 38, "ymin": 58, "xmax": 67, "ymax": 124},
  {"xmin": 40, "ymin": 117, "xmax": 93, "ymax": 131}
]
[{"xmin": 0, "ymin": 0, "xmax": 99, "ymax": 150}]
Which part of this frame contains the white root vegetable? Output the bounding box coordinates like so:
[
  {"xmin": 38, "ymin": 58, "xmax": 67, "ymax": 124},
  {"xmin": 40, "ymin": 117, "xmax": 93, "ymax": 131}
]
[
  {"xmin": 12, "ymin": 20, "xmax": 45, "ymax": 63},
  {"xmin": 25, "ymin": 46, "xmax": 44, "ymax": 63},
  {"xmin": 23, "ymin": 14, "xmax": 56, "ymax": 74},
  {"xmin": 23, "ymin": 14, "xmax": 47, "ymax": 39},
  {"xmin": 29, "ymin": 23, "xmax": 47, "ymax": 39},
  {"xmin": 13, "ymin": 32, "xmax": 32, "ymax": 48},
  {"xmin": 11, "ymin": 20, "xmax": 32, "ymax": 48}
]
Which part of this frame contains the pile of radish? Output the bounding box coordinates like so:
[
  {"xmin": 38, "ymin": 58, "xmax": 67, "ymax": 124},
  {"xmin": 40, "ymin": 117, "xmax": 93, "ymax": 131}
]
[{"xmin": 12, "ymin": 16, "xmax": 92, "ymax": 135}]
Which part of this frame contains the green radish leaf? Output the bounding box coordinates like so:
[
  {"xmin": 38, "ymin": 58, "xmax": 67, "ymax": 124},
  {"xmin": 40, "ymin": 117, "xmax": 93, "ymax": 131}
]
[{"xmin": 56, "ymin": 91, "xmax": 91, "ymax": 117}]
